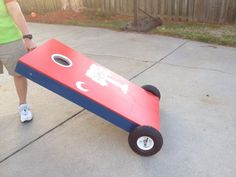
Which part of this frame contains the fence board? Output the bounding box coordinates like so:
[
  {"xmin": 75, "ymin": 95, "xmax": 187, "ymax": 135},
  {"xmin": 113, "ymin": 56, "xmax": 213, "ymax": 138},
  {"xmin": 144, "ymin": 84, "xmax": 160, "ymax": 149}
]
[{"xmin": 182, "ymin": 0, "xmax": 188, "ymax": 20}]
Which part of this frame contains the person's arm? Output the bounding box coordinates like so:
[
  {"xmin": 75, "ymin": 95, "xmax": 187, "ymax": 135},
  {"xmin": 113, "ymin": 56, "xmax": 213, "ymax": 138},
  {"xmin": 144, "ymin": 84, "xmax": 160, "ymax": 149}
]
[{"xmin": 6, "ymin": 0, "xmax": 36, "ymax": 51}]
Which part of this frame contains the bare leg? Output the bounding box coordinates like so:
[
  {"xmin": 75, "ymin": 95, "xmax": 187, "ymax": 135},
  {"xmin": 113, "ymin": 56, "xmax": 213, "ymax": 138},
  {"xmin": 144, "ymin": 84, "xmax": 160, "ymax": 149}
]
[{"xmin": 14, "ymin": 75, "xmax": 27, "ymax": 105}]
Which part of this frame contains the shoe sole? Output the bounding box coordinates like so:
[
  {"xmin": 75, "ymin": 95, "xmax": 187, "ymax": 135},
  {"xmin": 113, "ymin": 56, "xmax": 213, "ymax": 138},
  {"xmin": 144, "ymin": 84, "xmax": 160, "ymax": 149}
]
[{"xmin": 21, "ymin": 118, "xmax": 33, "ymax": 123}]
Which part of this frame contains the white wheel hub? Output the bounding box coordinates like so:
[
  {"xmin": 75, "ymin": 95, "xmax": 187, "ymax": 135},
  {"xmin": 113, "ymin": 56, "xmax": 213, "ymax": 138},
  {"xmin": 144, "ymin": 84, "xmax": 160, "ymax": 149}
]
[{"xmin": 137, "ymin": 136, "xmax": 154, "ymax": 150}]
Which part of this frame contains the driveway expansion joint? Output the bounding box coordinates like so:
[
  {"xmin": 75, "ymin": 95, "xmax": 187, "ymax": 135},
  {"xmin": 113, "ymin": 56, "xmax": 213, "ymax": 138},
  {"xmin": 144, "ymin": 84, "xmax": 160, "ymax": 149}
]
[{"xmin": 0, "ymin": 109, "xmax": 85, "ymax": 164}]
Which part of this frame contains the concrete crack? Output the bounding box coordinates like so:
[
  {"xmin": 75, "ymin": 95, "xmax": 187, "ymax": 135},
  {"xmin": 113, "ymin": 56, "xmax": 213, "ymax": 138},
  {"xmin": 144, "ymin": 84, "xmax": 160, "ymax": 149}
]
[
  {"xmin": 130, "ymin": 41, "xmax": 189, "ymax": 80},
  {"xmin": 0, "ymin": 109, "xmax": 85, "ymax": 164},
  {"xmin": 82, "ymin": 52, "xmax": 152, "ymax": 63}
]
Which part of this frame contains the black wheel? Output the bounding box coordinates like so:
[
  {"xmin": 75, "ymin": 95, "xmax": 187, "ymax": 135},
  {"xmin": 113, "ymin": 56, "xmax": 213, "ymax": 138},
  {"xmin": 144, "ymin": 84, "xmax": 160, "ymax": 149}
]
[
  {"xmin": 128, "ymin": 126, "xmax": 163, "ymax": 156},
  {"xmin": 142, "ymin": 85, "xmax": 161, "ymax": 99}
]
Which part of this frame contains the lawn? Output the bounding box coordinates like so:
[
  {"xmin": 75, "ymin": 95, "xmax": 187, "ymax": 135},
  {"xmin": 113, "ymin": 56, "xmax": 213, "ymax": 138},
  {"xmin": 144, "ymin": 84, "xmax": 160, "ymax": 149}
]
[
  {"xmin": 25, "ymin": 10, "xmax": 236, "ymax": 47},
  {"xmin": 152, "ymin": 22, "xmax": 236, "ymax": 47}
]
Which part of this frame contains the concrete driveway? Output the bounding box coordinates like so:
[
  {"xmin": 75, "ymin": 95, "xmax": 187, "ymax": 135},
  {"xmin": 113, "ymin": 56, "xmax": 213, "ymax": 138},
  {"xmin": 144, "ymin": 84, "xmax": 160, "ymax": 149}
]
[{"xmin": 0, "ymin": 23, "xmax": 235, "ymax": 177}]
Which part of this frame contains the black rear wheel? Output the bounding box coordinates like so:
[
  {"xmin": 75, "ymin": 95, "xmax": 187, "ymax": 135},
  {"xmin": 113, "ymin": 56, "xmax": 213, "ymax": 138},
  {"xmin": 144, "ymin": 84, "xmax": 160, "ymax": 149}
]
[{"xmin": 142, "ymin": 85, "xmax": 161, "ymax": 99}]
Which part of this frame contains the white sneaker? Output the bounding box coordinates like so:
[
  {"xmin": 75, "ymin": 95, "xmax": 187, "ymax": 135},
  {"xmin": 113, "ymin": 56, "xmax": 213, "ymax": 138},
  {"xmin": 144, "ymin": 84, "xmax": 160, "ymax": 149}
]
[{"xmin": 19, "ymin": 104, "xmax": 33, "ymax": 123}]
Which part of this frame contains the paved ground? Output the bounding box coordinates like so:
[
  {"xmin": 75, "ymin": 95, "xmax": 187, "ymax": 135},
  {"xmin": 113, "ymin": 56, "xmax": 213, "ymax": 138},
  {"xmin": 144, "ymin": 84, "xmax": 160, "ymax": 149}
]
[{"xmin": 0, "ymin": 23, "xmax": 236, "ymax": 177}]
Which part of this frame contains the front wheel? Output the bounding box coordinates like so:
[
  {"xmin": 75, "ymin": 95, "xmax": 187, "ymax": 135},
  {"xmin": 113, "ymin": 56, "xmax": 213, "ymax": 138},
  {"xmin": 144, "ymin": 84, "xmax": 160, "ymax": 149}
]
[{"xmin": 128, "ymin": 126, "xmax": 163, "ymax": 156}]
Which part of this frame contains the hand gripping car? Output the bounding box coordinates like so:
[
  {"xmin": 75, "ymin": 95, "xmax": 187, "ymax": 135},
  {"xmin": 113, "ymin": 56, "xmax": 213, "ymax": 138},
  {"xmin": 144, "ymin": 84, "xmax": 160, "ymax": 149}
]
[{"xmin": 16, "ymin": 39, "xmax": 163, "ymax": 156}]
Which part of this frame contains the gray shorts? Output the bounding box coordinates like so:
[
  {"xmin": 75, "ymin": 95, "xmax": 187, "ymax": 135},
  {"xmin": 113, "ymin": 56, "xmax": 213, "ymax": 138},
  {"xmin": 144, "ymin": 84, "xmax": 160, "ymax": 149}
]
[{"xmin": 0, "ymin": 40, "xmax": 27, "ymax": 76}]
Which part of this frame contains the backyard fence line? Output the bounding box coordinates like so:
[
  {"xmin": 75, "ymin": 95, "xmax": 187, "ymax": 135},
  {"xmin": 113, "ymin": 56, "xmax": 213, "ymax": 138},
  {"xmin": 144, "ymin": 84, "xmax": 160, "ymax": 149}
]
[{"xmin": 18, "ymin": 0, "xmax": 236, "ymax": 24}]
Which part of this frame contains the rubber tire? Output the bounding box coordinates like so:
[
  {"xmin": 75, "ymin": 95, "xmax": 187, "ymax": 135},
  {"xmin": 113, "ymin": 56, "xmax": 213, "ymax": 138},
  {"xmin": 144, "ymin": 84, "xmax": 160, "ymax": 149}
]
[
  {"xmin": 128, "ymin": 126, "xmax": 163, "ymax": 156},
  {"xmin": 142, "ymin": 85, "xmax": 161, "ymax": 99}
]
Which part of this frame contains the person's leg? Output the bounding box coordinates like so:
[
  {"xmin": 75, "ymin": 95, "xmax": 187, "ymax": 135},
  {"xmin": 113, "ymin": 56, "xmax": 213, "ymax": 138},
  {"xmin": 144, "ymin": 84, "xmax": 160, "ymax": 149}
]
[
  {"xmin": 13, "ymin": 75, "xmax": 27, "ymax": 105},
  {"xmin": 1, "ymin": 40, "xmax": 33, "ymax": 122},
  {"xmin": 2, "ymin": 40, "xmax": 28, "ymax": 105},
  {"xmin": 14, "ymin": 74, "xmax": 32, "ymax": 123}
]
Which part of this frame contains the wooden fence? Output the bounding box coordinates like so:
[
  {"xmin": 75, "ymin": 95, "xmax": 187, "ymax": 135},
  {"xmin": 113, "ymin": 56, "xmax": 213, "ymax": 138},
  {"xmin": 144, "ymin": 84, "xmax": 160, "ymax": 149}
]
[{"xmin": 18, "ymin": 0, "xmax": 236, "ymax": 24}]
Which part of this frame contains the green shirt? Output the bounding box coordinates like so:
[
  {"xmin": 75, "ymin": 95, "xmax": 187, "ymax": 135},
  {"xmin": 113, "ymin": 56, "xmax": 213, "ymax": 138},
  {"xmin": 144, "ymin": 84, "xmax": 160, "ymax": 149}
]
[{"xmin": 0, "ymin": 0, "xmax": 22, "ymax": 44}]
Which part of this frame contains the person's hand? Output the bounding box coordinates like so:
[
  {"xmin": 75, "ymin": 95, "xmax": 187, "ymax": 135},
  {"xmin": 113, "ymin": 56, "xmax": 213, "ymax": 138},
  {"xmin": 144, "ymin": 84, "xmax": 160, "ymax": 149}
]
[{"xmin": 23, "ymin": 39, "xmax": 37, "ymax": 51}]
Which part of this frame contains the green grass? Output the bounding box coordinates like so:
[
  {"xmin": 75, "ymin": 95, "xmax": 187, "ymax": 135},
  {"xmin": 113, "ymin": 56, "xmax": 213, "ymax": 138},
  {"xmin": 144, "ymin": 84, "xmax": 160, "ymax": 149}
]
[
  {"xmin": 151, "ymin": 22, "xmax": 236, "ymax": 47},
  {"xmin": 65, "ymin": 19, "xmax": 127, "ymax": 30},
  {"xmin": 64, "ymin": 10, "xmax": 129, "ymax": 30}
]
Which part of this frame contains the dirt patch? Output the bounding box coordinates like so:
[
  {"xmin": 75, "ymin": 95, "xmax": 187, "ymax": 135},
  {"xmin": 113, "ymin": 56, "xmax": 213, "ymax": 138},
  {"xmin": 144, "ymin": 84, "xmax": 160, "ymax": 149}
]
[
  {"xmin": 25, "ymin": 10, "xmax": 88, "ymax": 24},
  {"xmin": 25, "ymin": 10, "xmax": 131, "ymax": 24}
]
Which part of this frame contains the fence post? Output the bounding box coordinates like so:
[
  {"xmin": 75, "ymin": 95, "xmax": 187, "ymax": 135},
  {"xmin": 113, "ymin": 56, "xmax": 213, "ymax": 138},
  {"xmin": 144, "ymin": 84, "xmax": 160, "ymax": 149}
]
[{"xmin": 133, "ymin": 0, "xmax": 138, "ymax": 25}]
